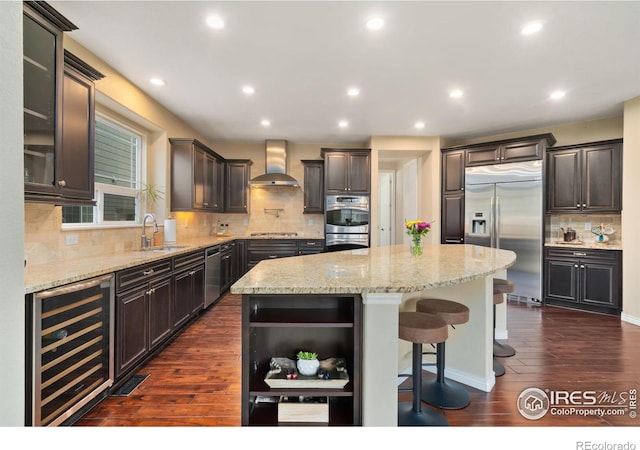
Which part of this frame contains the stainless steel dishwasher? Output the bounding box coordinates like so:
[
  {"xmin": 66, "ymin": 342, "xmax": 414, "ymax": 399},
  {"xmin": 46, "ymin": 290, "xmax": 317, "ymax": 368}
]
[{"xmin": 205, "ymin": 245, "xmax": 222, "ymax": 308}]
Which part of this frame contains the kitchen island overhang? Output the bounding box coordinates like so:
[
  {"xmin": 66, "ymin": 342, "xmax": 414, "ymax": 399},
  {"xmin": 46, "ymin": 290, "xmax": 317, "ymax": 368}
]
[{"xmin": 231, "ymin": 244, "xmax": 516, "ymax": 426}]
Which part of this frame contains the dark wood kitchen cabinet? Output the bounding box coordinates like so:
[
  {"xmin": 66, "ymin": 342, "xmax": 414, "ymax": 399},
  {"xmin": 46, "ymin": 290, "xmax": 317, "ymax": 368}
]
[
  {"xmin": 544, "ymin": 247, "xmax": 621, "ymax": 315},
  {"xmin": 321, "ymin": 148, "xmax": 371, "ymax": 194},
  {"xmin": 440, "ymin": 134, "xmax": 556, "ymax": 244},
  {"xmin": 23, "ymin": 3, "xmax": 104, "ymax": 205},
  {"xmin": 246, "ymin": 240, "xmax": 299, "ymax": 272},
  {"xmin": 242, "ymin": 293, "xmax": 362, "ymax": 426},
  {"xmin": 440, "ymin": 150, "xmax": 465, "ymax": 244},
  {"xmin": 465, "ymin": 136, "xmax": 554, "ymax": 167},
  {"xmin": 546, "ymin": 139, "xmax": 622, "ymax": 213},
  {"xmin": 298, "ymin": 239, "xmax": 325, "ymax": 255},
  {"xmin": 172, "ymin": 250, "xmax": 205, "ymax": 330},
  {"xmin": 115, "ymin": 259, "xmax": 173, "ymax": 379},
  {"xmin": 170, "ymin": 138, "xmax": 225, "ymax": 212},
  {"xmin": 302, "ymin": 160, "xmax": 324, "ymax": 213},
  {"xmin": 225, "ymin": 159, "xmax": 253, "ymax": 213}
]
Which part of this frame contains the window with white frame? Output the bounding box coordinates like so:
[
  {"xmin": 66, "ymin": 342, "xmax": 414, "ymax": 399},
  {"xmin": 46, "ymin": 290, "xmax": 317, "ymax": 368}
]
[{"xmin": 62, "ymin": 115, "xmax": 144, "ymax": 226}]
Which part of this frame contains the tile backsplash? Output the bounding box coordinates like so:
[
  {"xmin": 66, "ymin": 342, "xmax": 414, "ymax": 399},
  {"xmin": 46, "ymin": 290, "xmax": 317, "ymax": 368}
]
[
  {"xmin": 24, "ymin": 188, "xmax": 325, "ymax": 265},
  {"xmin": 546, "ymin": 214, "xmax": 622, "ymax": 246}
]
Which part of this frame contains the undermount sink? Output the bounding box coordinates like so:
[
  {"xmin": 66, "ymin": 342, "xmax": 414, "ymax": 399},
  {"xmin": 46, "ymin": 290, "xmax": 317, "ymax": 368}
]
[{"xmin": 136, "ymin": 245, "xmax": 190, "ymax": 253}]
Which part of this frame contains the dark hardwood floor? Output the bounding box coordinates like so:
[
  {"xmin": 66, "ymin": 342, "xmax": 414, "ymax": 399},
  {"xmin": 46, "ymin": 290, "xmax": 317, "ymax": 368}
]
[{"xmin": 75, "ymin": 293, "xmax": 640, "ymax": 427}]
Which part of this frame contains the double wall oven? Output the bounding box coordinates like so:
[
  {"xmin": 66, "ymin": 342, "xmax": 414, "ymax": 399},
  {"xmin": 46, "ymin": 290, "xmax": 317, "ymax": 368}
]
[{"xmin": 325, "ymin": 194, "xmax": 370, "ymax": 251}]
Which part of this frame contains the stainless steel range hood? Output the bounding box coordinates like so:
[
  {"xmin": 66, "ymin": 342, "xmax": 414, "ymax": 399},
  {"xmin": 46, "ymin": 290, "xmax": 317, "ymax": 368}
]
[{"xmin": 249, "ymin": 139, "xmax": 300, "ymax": 188}]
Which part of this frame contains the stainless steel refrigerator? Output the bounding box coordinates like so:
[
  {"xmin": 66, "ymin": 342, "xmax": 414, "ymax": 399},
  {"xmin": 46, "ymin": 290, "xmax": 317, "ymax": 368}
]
[{"xmin": 464, "ymin": 160, "xmax": 543, "ymax": 302}]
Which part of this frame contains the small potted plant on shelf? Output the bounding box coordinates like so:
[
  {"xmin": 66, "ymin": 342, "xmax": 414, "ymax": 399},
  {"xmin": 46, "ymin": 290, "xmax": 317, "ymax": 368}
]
[{"xmin": 296, "ymin": 351, "xmax": 320, "ymax": 376}]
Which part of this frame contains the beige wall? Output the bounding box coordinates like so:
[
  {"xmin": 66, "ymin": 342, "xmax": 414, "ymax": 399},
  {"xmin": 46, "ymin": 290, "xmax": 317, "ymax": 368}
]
[
  {"xmin": 622, "ymin": 97, "xmax": 640, "ymax": 323},
  {"xmin": 368, "ymin": 136, "xmax": 442, "ymax": 247},
  {"xmin": 444, "ymin": 116, "xmax": 623, "ymax": 148},
  {"xmin": 1, "ymin": 0, "xmax": 26, "ymax": 426}
]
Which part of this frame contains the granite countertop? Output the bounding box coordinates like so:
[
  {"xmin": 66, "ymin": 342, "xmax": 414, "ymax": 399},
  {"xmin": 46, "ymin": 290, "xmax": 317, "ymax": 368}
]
[
  {"xmin": 545, "ymin": 241, "xmax": 623, "ymax": 251},
  {"xmin": 230, "ymin": 244, "xmax": 516, "ymax": 295},
  {"xmin": 24, "ymin": 233, "xmax": 327, "ymax": 294}
]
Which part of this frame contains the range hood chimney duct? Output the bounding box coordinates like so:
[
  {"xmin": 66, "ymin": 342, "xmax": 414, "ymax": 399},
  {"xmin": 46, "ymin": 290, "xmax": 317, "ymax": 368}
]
[{"xmin": 249, "ymin": 139, "xmax": 300, "ymax": 188}]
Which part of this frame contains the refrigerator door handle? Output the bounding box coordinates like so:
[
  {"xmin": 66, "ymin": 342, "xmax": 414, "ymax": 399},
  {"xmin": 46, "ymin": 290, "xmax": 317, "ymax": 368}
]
[
  {"xmin": 490, "ymin": 195, "xmax": 496, "ymax": 248},
  {"xmin": 495, "ymin": 195, "xmax": 501, "ymax": 249}
]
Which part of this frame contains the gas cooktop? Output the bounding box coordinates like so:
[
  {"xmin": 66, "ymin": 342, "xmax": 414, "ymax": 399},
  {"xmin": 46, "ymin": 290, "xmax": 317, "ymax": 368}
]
[{"xmin": 250, "ymin": 232, "xmax": 299, "ymax": 237}]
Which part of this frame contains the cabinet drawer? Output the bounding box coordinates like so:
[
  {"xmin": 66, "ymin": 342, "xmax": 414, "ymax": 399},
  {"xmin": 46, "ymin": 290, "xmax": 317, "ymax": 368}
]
[
  {"xmin": 299, "ymin": 240, "xmax": 324, "ymax": 249},
  {"xmin": 173, "ymin": 250, "xmax": 204, "ymax": 271},
  {"xmin": 247, "ymin": 239, "xmax": 298, "ymax": 251},
  {"xmin": 247, "ymin": 250, "xmax": 297, "ymax": 263},
  {"xmin": 116, "ymin": 259, "xmax": 172, "ymax": 293},
  {"xmin": 545, "ymin": 247, "xmax": 620, "ymax": 262}
]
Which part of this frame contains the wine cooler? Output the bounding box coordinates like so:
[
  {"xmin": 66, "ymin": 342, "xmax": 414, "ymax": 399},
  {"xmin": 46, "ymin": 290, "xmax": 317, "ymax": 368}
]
[{"xmin": 28, "ymin": 274, "xmax": 115, "ymax": 426}]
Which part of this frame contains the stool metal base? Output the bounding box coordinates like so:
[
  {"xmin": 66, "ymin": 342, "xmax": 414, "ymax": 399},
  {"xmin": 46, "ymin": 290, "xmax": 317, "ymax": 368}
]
[
  {"xmin": 421, "ymin": 378, "xmax": 471, "ymax": 410},
  {"xmin": 398, "ymin": 402, "xmax": 449, "ymax": 426},
  {"xmin": 494, "ymin": 359, "xmax": 506, "ymax": 377},
  {"xmin": 493, "ymin": 340, "xmax": 516, "ymax": 357}
]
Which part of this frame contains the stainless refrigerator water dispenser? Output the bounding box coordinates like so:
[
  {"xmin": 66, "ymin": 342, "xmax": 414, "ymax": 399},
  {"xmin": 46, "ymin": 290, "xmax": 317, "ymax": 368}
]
[{"xmin": 465, "ymin": 160, "xmax": 543, "ymax": 302}]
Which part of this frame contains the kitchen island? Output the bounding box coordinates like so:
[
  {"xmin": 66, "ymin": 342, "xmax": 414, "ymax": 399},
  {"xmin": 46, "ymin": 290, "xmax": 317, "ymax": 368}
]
[{"xmin": 231, "ymin": 243, "xmax": 516, "ymax": 426}]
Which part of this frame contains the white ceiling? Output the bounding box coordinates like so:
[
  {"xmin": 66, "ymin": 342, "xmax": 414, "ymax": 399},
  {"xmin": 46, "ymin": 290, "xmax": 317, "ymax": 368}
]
[{"xmin": 49, "ymin": 1, "xmax": 640, "ymax": 145}]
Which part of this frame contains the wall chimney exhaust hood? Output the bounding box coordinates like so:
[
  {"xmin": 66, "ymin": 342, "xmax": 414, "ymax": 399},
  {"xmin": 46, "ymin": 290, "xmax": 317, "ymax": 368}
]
[{"xmin": 249, "ymin": 139, "xmax": 300, "ymax": 188}]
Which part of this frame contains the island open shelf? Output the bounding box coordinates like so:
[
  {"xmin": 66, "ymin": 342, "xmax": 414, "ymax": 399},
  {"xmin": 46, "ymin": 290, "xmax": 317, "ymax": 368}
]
[
  {"xmin": 232, "ymin": 244, "xmax": 517, "ymax": 426},
  {"xmin": 242, "ymin": 294, "xmax": 362, "ymax": 426}
]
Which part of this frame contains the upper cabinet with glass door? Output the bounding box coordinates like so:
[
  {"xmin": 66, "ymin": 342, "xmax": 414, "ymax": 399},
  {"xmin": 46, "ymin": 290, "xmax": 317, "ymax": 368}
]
[{"xmin": 23, "ymin": 2, "xmax": 104, "ymax": 205}]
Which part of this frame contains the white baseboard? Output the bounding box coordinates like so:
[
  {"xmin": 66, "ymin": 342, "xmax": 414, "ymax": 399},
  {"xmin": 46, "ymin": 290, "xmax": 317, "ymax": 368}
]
[
  {"xmin": 495, "ymin": 330, "xmax": 508, "ymax": 340},
  {"xmin": 621, "ymin": 313, "xmax": 640, "ymax": 327}
]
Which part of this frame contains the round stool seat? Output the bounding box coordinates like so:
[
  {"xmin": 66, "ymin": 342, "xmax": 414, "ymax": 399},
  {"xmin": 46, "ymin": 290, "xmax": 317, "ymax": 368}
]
[
  {"xmin": 415, "ymin": 299, "xmax": 471, "ymax": 410},
  {"xmin": 493, "ymin": 278, "xmax": 515, "ymax": 295},
  {"xmin": 399, "ymin": 312, "xmax": 448, "ymax": 344},
  {"xmin": 416, "ymin": 298, "xmax": 469, "ymax": 326},
  {"xmin": 493, "ymin": 293, "xmax": 505, "ymax": 305},
  {"xmin": 398, "ymin": 312, "xmax": 450, "ymax": 426}
]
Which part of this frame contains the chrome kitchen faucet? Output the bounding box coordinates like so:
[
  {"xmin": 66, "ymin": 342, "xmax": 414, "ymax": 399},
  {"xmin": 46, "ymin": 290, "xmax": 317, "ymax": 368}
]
[{"xmin": 141, "ymin": 213, "xmax": 158, "ymax": 249}]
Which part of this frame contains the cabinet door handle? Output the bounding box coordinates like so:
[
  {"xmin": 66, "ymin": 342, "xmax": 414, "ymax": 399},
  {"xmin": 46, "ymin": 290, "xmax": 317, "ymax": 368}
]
[
  {"xmin": 461, "ymin": 187, "xmax": 464, "ymax": 191},
  {"xmin": 574, "ymin": 264, "xmax": 579, "ymax": 268},
  {"xmin": 576, "ymin": 204, "xmax": 581, "ymax": 208},
  {"xmin": 580, "ymin": 265, "xmax": 585, "ymax": 269},
  {"xmin": 203, "ymin": 202, "xmax": 209, "ymax": 206},
  {"xmin": 58, "ymin": 180, "xmax": 66, "ymax": 187},
  {"xmin": 582, "ymin": 203, "xmax": 586, "ymax": 208},
  {"xmin": 189, "ymin": 270, "xmax": 196, "ymax": 276},
  {"xmin": 143, "ymin": 269, "xmax": 155, "ymax": 275},
  {"xmin": 573, "ymin": 252, "xmax": 587, "ymax": 257},
  {"xmin": 268, "ymin": 255, "xmax": 278, "ymax": 259}
]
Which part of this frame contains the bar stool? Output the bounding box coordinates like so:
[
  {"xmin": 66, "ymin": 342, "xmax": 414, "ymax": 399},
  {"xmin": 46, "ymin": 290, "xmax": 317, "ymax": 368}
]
[
  {"xmin": 398, "ymin": 311, "xmax": 450, "ymax": 426},
  {"xmin": 416, "ymin": 298, "xmax": 471, "ymax": 409},
  {"xmin": 493, "ymin": 278, "xmax": 516, "ymax": 377}
]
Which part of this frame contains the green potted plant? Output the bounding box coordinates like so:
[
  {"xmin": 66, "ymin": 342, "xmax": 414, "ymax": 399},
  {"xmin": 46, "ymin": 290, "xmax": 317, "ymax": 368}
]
[
  {"xmin": 139, "ymin": 182, "xmax": 164, "ymax": 215},
  {"xmin": 296, "ymin": 351, "xmax": 319, "ymax": 376}
]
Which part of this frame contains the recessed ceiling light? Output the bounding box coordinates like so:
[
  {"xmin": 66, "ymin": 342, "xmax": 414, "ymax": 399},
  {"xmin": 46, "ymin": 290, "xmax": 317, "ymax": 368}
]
[
  {"xmin": 449, "ymin": 89, "xmax": 463, "ymax": 99},
  {"xmin": 347, "ymin": 87, "xmax": 360, "ymax": 97},
  {"xmin": 338, "ymin": 120, "xmax": 349, "ymax": 128},
  {"xmin": 414, "ymin": 121, "xmax": 425, "ymax": 129},
  {"xmin": 521, "ymin": 21, "xmax": 543, "ymax": 35},
  {"xmin": 261, "ymin": 119, "xmax": 271, "ymax": 127},
  {"xmin": 366, "ymin": 16, "xmax": 384, "ymax": 31},
  {"xmin": 550, "ymin": 90, "xmax": 566, "ymax": 100},
  {"xmin": 150, "ymin": 78, "xmax": 166, "ymax": 86},
  {"xmin": 206, "ymin": 15, "xmax": 225, "ymax": 30},
  {"xmin": 242, "ymin": 86, "xmax": 255, "ymax": 95}
]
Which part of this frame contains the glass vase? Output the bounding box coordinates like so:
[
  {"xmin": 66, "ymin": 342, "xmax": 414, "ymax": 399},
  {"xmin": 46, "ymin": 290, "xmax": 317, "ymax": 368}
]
[{"xmin": 410, "ymin": 237, "xmax": 423, "ymax": 256}]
